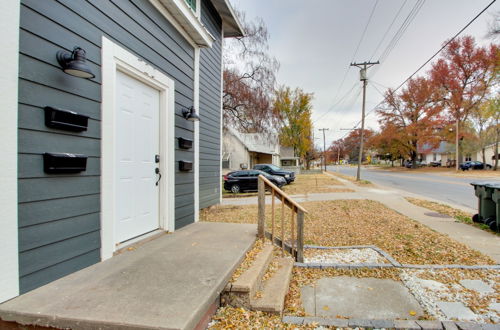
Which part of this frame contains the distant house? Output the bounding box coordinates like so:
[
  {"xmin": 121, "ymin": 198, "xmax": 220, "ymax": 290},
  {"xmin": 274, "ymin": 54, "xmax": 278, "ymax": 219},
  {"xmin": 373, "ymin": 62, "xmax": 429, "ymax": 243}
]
[
  {"xmin": 0, "ymin": 0, "xmax": 243, "ymax": 303},
  {"xmin": 279, "ymin": 146, "xmax": 300, "ymax": 170},
  {"xmin": 418, "ymin": 141, "xmax": 454, "ymax": 164},
  {"xmin": 476, "ymin": 143, "xmax": 499, "ymax": 164},
  {"xmin": 222, "ymin": 128, "xmax": 280, "ymax": 171}
]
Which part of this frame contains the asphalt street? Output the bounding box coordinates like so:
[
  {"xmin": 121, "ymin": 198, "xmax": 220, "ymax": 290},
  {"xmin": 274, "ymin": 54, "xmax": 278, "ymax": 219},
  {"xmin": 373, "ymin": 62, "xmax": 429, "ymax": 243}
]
[{"xmin": 326, "ymin": 165, "xmax": 500, "ymax": 210}]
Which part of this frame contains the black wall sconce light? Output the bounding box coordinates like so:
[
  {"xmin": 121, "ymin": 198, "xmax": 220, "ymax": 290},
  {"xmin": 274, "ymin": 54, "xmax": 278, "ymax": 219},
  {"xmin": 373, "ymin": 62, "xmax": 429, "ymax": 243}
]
[
  {"xmin": 57, "ymin": 47, "xmax": 95, "ymax": 79},
  {"xmin": 182, "ymin": 106, "xmax": 200, "ymax": 122}
]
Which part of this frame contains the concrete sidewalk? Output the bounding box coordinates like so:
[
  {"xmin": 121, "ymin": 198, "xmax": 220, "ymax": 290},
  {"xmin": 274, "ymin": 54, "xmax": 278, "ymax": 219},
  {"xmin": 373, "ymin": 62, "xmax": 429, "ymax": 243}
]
[
  {"xmin": 0, "ymin": 222, "xmax": 257, "ymax": 330},
  {"xmin": 222, "ymin": 173, "xmax": 500, "ymax": 263}
]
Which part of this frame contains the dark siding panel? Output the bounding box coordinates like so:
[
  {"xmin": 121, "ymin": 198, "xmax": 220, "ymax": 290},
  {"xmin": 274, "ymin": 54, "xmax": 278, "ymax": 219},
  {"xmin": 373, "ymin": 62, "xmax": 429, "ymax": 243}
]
[
  {"xmin": 19, "ymin": 213, "xmax": 100, "ymax": 252},
  {"xmin": 199, "ymin": 0, "xmax": 222, "ymax": 209},
  {"xmin": 19, "ymin": 79, "xmax": 101, "ymax": 120},
  {"xmin": 19, "ymin": 231, "xmax": 100, "ymax": 277},
  {"xmin": 20, "ymin": 249, "xmax": 100, "ymax": 294},
  {"xmin": 19, "ymin": 177, "xmax": 100, "ymax": 203},
  {"xmin": 18, "ymin": 0, "xmax": 196, "ymax": 291},
  {"xmin": 19, "ymin": 194, "xmax": 100, "ymax": 227}
]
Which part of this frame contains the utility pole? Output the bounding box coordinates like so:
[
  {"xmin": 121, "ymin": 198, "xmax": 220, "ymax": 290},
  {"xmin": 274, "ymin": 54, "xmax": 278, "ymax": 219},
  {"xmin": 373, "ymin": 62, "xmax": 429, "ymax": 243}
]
[
  {"xmin": 350, "ymin": 61, "xmax": 379, "ymax": 181},
  {"xmin": 318, "ymin": 128, "xmax": 329, "ymax": 172}
]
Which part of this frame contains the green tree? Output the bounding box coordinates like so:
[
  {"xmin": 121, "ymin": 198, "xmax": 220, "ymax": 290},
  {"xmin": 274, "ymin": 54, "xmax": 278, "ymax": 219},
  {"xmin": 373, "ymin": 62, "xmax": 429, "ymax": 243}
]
[{"xmin": 274, "ymin": 87, "xmax": 314, "ymax": 167}]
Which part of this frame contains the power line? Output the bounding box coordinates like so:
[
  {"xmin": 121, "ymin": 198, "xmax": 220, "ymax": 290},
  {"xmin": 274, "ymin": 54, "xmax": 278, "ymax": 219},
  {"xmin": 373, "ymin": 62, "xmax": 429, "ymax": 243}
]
[
  {"xmin": 390, "ymin": 0, "xmax": 497, "ymax": 93},
  {"xmin": 318, "ymin": 0, "xmax": 380, "ymax": 125},
  {"xmin": 378, "ymin": 0, "xmax": 426, "ymax": 63},
  {"xmin": 351, "ymin": 0, "xmax": 380, "ymax": 63},
  {"xmin": 339, "ymin": 0, "xmax": 497, "ymax": 139},
  {"xmin": 313, "ymin": 83, "xmax": 359, "ymax": 123},
  {"xmin": 369, "ymin": 0, "xmax": 410, "ymax": 61}
]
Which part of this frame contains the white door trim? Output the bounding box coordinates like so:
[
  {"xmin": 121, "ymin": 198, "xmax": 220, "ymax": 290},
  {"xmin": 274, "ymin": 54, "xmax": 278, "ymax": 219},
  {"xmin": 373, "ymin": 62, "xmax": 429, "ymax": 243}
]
[
  {"xmin": 101, "ymin": 37, "xmax": 175, "ymax": 260},
  {"xmin": 0, "ymin": 0, "xmax": 20, "ymax": 303}
]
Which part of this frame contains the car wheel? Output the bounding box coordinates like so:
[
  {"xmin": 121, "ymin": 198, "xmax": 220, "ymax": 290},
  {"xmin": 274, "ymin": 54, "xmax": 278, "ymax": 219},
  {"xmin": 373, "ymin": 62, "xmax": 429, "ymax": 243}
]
[
  {"xmin": 484, "ymin": 217, "xmax": 495, "ymax": 226},
  {"xmin": 230, "ymin": 184, "xmax": 241, "ymax": 194},
  {"xmin": 489, "ymin": 221, "xmax": 498, "ymax": 231}
]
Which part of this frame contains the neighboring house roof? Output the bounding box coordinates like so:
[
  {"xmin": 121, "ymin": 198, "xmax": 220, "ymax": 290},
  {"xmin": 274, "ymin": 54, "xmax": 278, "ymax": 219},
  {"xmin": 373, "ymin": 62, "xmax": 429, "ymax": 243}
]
[
  {"xmin": 418, "ymin": 141, "xmax": 451, "ymax": 154},
  {"xmin": 226, "ymin": 127, "xmax": 279, "ymax": 155}
]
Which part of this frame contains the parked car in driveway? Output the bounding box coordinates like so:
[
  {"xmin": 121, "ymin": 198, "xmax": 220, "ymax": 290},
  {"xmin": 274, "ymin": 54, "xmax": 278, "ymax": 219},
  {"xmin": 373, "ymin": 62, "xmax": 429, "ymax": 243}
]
[
  {"xmin": 253, "ymin": 164, "xmax": 295, "ymax": 183},
  {"xmin": 429, "ymin": 160, "xmax": 442, "ymax": 167},
  {"xmin": 223, "ymin": 170, "xmax": 286, "ymax": 193},
  {"xmin": 404, "ymin": 160, "xmax": 426, "ymax": 168},
  {"xmin": 459, "ymin": 161, "xmax": 492, "ymax": 171}
]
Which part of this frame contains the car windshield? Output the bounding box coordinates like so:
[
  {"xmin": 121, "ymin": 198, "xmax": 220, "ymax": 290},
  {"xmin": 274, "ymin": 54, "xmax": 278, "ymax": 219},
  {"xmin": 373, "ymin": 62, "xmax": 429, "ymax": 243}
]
[{"xmin": 267, "ymin": 164, "xmax": 281, "ymax": 171}]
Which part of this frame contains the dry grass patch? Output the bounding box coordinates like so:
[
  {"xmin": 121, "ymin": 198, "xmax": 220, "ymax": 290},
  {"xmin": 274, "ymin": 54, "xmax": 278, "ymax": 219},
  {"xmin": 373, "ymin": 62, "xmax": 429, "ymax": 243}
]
[
  {"xmin": 327, "ymin": 171, "xmax": 372, "ymax": 186},
  {"xmin": 201, "ymin": 200, "xmax": 494, "ymax": 265},
  {"xmin": 405, "ymin": 197, "xmax": 499, "ymax": 236},
  {"xmin": 282, "ymin": 174, "xmax": 353, "ymax": 195}
]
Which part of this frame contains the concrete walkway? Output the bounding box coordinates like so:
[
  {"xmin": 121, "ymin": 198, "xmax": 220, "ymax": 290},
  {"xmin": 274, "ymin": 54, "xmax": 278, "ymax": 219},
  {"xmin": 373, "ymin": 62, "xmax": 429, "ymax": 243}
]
[
  {"xmin": 301, "ymin": 277, "xmax": 423, "ymax": 319},
  {"xmin": 222, "ymin": 174, "xmax": 500, "ymax": 263},
  {"xmin": 0, "ymin": 222, "xmax": 257, "ymax": 330}
]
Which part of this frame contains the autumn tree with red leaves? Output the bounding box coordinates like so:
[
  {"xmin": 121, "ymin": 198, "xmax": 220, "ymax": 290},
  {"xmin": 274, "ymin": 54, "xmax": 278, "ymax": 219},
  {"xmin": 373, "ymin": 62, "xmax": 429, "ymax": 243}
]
[
  {"xmin": 376, "ymin": 76, "xmax": 443, "ymax": 168},
  {"xmin": 223, "ymin": 11, "xmax": 279, "ymax": 133},
  {"xmin": 370, "ymin": 123, "xmax": 410, "ymax": 166},
  {"xmin": 430, "ymin": 36, "xmax": 499, "ymax": 170},
  {"xmin": 341, "ymin": 129, "xmax": 375, "ymax": 162}
]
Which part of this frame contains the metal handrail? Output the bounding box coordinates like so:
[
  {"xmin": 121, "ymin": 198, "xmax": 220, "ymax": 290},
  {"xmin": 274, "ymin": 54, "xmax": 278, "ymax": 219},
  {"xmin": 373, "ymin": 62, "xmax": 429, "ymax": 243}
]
[{"xmin": 257, "ymin": 175, "xmax": 307, "ymax": 262}]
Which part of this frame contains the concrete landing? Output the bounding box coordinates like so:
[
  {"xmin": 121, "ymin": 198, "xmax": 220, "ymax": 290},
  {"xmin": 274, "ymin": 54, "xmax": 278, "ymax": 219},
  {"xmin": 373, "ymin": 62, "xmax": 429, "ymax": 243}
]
[
  {"xmin": 0, "ymin": 222, "xmax": 257, "ymax": 330},
  {"xmin": 301, "ymin": 276, "xmax": 424, "ymax": 319}
]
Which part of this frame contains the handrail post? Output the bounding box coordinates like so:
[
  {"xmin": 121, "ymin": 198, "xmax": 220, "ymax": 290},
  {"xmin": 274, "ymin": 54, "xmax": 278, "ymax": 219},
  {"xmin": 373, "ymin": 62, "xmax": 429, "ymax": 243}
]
[
  {"xmin": 296, "ymin": 210, "xmax": 304, "ymax": 262},
  {"xmin": 257, "ymin": 175, "xmax": 265, "ymax": 239}
]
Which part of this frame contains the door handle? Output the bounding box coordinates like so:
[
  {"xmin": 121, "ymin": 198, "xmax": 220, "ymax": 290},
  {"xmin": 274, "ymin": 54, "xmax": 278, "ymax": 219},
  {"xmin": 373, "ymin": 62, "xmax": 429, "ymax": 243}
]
[{"xmin": 155, "ymin": 167, "xmax": 161, "ymax": 186}]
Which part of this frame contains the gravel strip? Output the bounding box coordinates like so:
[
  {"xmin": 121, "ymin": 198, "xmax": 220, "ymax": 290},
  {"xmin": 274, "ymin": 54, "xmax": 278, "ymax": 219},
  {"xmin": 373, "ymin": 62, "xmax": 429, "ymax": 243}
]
[{"xmin": 304, "ymin": 247, "xmax": 389, "ymax": 264}]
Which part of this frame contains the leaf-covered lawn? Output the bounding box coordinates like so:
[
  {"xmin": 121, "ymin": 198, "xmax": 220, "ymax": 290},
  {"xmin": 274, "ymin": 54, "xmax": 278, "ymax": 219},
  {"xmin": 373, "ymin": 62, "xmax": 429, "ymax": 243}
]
[
  {"xmin": 281, "ymin": 174, "xmax": 353, "ymax": 195},
  {"xmin": 326, "ymin": 171, "xmax": 372, "ymax": 186},
  {"xmin": 200, "ymin": 199, "xmax": 494, "ymax": 265}
]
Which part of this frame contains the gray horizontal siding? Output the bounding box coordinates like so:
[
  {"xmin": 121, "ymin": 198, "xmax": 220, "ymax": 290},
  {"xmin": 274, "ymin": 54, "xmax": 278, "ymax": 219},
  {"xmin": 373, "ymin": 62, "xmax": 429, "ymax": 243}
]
[
  {"xmin": 198, "ymin": 0, "xmax": 222, "ymax": 209},
  {"xmin": 18, "ymin": 0, "xmax": 198, "ymax": 293},
  {"xmin": 20, "ymin": 249, "xmax": 100, "ymax": 293}
]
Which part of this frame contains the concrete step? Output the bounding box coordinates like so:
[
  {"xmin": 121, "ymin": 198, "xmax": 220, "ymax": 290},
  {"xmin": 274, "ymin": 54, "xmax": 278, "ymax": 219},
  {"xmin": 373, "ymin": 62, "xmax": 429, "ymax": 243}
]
[
  {"xmin": 230, "ymin": 244, "xmax": 274, "ymax": 295},
  {"xmin": 251, "ymin": 257, "xmax": 294, "ymax": 314},
  {"xmin": 222, "ymin": 244, "xmax": 274, "ymax": 309}
]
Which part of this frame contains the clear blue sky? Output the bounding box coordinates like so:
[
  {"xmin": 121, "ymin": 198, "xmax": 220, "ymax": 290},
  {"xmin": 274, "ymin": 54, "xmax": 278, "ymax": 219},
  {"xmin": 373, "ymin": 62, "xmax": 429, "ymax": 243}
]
[{"xmin": 229, "ymin": 0, "xmax": 499, "ymax": 147}]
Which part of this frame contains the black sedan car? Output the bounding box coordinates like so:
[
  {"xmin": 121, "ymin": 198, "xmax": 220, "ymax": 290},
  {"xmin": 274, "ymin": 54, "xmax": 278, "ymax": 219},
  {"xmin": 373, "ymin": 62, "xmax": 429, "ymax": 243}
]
[
  {"xmin": 223, "ymin": 170, "xmax": 286, "ymax": 193},
  {"xmin": 253, "ymin": 164, "xmax": 295, "ymax": 183},
  {"xmin": 459, "ymin": 161, "xmax": 492, "ymax": 171}
]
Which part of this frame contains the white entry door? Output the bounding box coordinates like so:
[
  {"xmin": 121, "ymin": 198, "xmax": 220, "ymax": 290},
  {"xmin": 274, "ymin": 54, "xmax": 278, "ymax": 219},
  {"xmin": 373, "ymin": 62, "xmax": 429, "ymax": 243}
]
[{"xmin": 115, "ymin": 70, "xmax": 160, "ymax": 243}]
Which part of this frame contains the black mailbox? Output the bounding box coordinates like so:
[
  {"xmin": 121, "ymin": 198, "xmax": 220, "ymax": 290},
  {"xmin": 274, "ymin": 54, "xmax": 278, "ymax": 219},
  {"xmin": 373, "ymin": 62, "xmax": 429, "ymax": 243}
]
[
  {"xmin": 179, "ymin": 160, "xmax": 193, "ymax": 172},
  {"xmin": 44, "ymin": 106, "xmax": 89, "ymax": 132},
  {"xmin": 177, "ymin": 137, "xmax": 193, "ymax": 149},
  {"xmin": 43, "ymin": 152, "xmax": 87, "ymax": 174}
]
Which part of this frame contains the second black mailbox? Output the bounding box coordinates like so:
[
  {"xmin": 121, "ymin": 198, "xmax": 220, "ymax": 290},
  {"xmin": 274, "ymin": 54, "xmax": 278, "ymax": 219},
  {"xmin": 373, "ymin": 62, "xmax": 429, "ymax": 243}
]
[{"xmin": 44, "ymin": 152, "xmax": 87, "ymax": 174}]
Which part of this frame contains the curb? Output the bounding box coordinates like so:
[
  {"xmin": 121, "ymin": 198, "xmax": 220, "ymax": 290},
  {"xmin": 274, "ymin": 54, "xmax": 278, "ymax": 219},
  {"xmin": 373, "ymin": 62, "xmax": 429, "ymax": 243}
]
[{"xmin": 282, "ymin": 316, "xmax": 500, "ymax": 329}]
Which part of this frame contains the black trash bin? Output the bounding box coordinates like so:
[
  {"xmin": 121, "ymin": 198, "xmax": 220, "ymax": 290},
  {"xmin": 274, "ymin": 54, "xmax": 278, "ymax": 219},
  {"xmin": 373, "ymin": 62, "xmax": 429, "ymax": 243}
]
[
  {"xmin": 470, "ymin": 181, "xmax": 496, "ymax": 223},
  {"xmin": 484, "ymin": 182, "xmax": 500, "ymax": 231}
]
